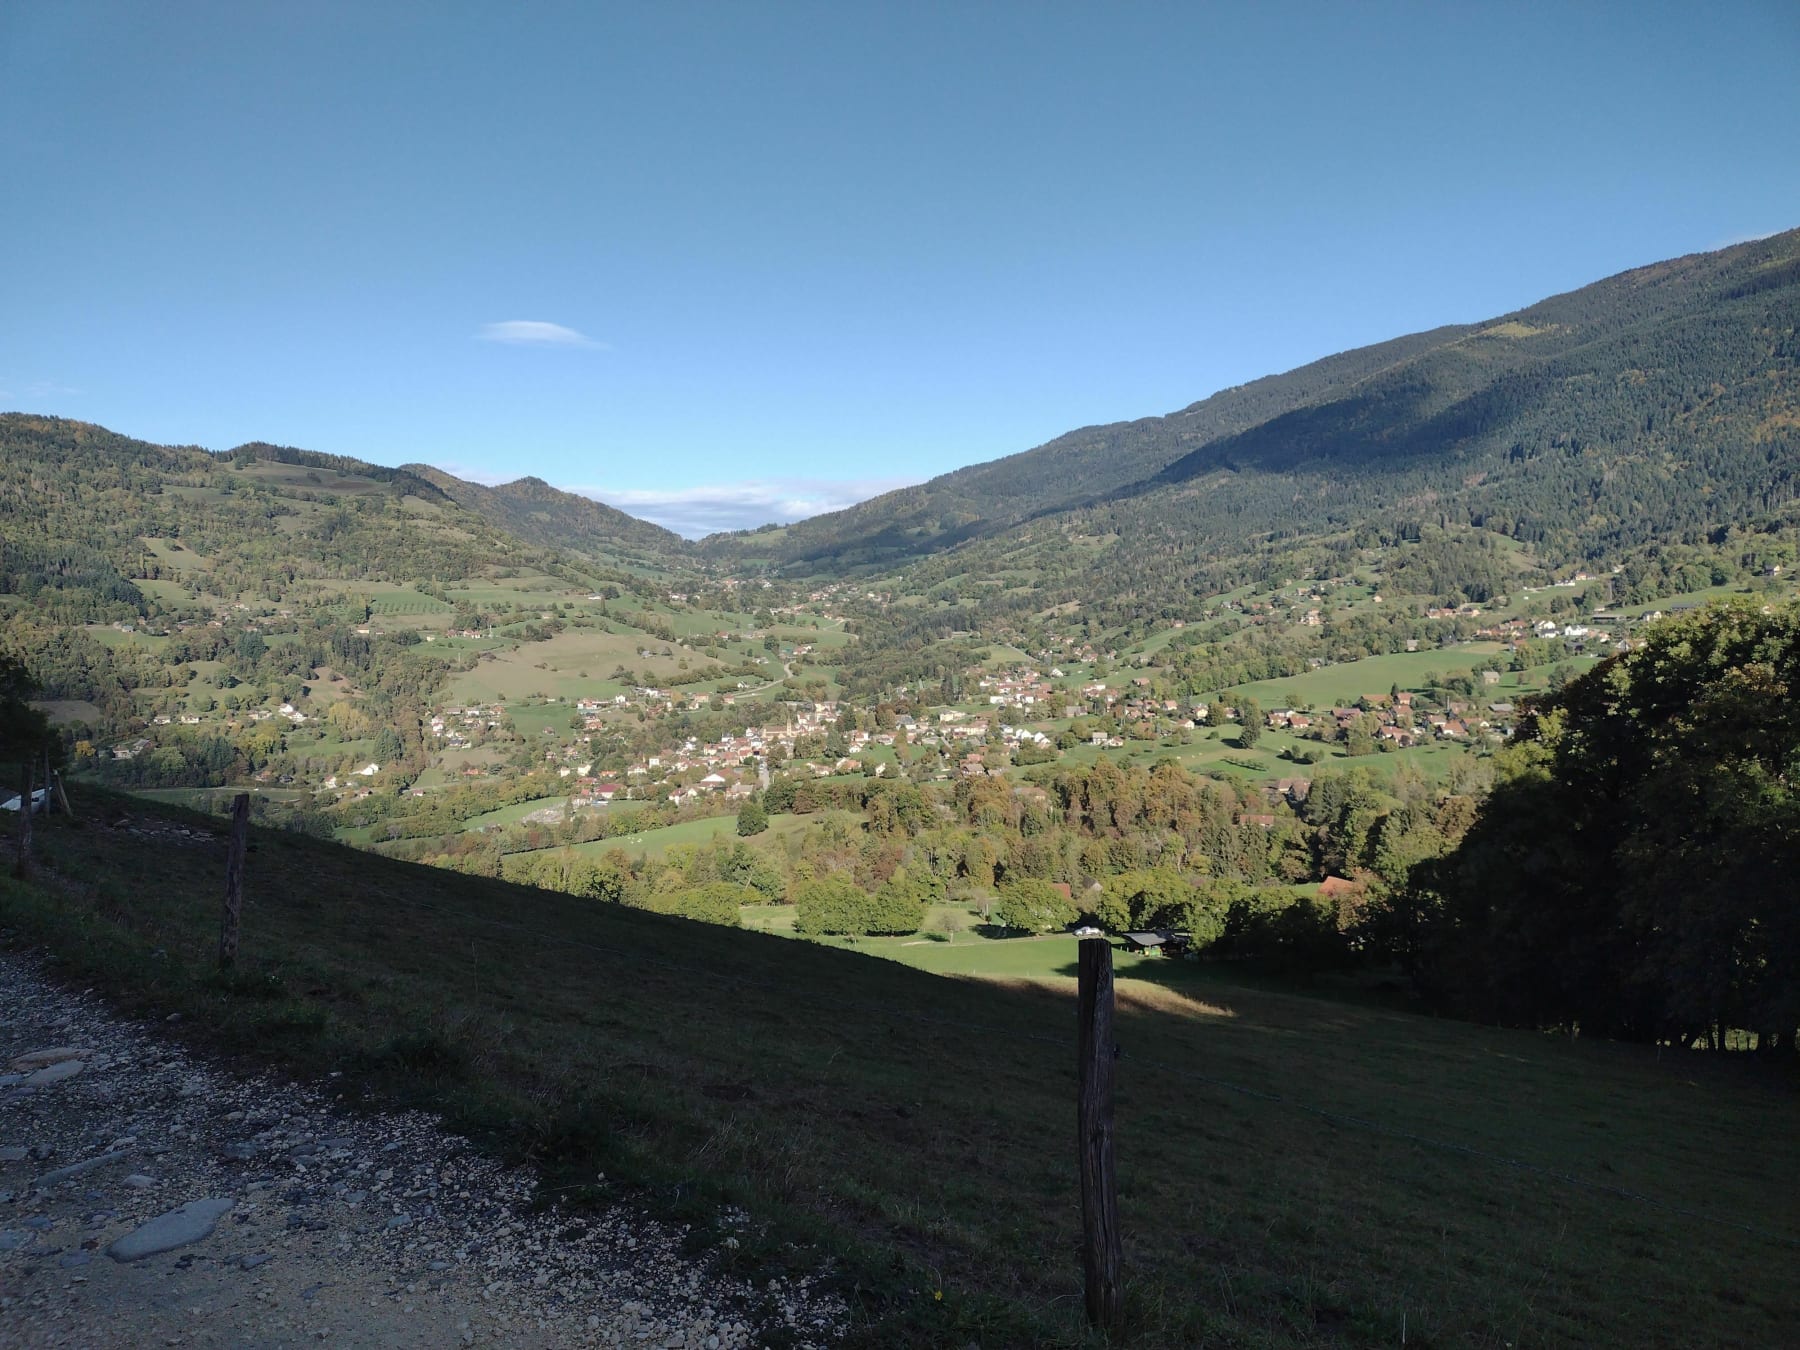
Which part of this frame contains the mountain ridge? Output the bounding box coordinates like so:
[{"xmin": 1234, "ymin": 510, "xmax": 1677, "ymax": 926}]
[
  {"xmin": 0, "ymin": 414, "xmax": 689, "ymax": 570},
  {"xmin": 698, "ymin": 227, "xmax": 1800, "ymax": 572},
  {"xmin": 401, "ymin": 462, "xmax": 688, "ymax": 559}
]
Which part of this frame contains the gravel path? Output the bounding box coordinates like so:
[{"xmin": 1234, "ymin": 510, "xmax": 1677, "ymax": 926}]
[{"xmin": 0, "ymin": 948, "xmax": 846, "ymax": 1348}]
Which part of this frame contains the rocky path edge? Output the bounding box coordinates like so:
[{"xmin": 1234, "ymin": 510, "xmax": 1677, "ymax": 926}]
[{"xmin": 0, "ymin": 945, "xmax": 847, "ymax": 1349}]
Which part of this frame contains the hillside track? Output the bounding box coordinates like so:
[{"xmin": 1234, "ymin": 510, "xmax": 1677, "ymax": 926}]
[{"xmin": 0, "ymin": 950, "xmax": 842, "ymax": 1349}]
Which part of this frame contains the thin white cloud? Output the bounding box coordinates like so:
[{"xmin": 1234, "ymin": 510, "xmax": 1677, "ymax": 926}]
[
  {"xmin": 476, "ymin": 320, "xmax": 605, "ymax": 349},
  {"xmin": 577, "ymin": 476, "xmax": 923, "ymax": 538},
  {"xmin": 0, "ymin": 377, "xmax": 82, "ymax": 403}
]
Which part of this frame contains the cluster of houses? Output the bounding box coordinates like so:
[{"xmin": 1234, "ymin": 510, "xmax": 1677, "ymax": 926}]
[
  {"xmin": 561, "ymin": 700, "xmax": 850, "ymax": 806},
  {"xmin": 320, "ymin": 764, "xmax": 382, "ymax": 790},
  {"xmin": 427, "ymin": 703, "xmax": 506, "ymax": 751},
  {"xmin": 1473, "ymin": 615, "xmax": 1632, "ymax": 652},
  {"xmin": 1265, "ymin": 690, "xmax": 1516, "ymax": 747},
  {"xmin": 978, "ymin": 670, "xmax": 1057, "ymax": 708}
]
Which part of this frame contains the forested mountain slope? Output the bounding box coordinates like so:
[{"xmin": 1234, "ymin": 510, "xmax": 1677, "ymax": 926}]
[
  {"xmin": 700, "ymin": 323, "xmax": 1474, "ymax": 566},
  {"xmin": 0, "ymin": 416, "xmax": 685, "ymax": 626},
  {"xmin": 405, "ymin": 463, "xmax": 687, "ymax": 560},
  {"xmin": 703, "ymin": 228, "xmax": 1800, "ymax": 573}
]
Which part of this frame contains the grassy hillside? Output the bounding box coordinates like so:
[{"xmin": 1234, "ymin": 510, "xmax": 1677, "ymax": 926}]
[{"xmin": 7, "ymin": 789, "xmax": 1795, "ymax": 1347}]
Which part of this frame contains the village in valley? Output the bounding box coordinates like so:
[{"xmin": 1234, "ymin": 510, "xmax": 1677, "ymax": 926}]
[{"xmin": 80, "ymin": 554, "xmax": 1780, "ymax": 849}]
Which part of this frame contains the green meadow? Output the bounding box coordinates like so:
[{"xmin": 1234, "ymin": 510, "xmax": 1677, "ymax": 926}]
[
  {"xmin": 1220, "ymin": 643, "xmax": 1512, "ymax": 706},
  {"xmin": 564, "ymin": 809, "xmax": 841, "ymax": 861},
  {"xmin": 10, "ymin": 787, "xmax": 1794, "ymax": 1348}
]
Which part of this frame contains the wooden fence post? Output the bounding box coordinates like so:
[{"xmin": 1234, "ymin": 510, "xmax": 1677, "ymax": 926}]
[
  {"xmin": 1078, "ymin": 937, "xmax": 1123, "ymax": 1336},
  {"xmin": 218, "ymin": 793, "xmax": 250, "ymax": 969},
  {"xmin": 13, "ymin": 759, "xmax": 32, "ymax": 878}
]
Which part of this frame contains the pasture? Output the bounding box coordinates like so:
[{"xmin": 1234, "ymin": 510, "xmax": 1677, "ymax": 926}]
[
  {"xmin": 562, "ymin": 808, "xmax": 840, "ymax": 861},
  {"xmin": 1220, "ymin": 642, "xmax": 1512, "ymax": 706},
  {"xmin": 1048, "ymin": 726, "xmax": 1474, "ymax": 785},
  {"xmin": 461, "ymin": 796, "xmax": 645, "ymax": 830},
  {"xmin": 31, "ymin": 699, "xmax": 105, "ymax": 726},
  {"xmin": 12, "ymin": 788, "xmax": 1795, "ymax": 1348},
  {"xmin": 367, "ymin": 589, "xmax": 453, "ymax": 620},
  {"xmin": 445, "ymin": 628, "xmax": 705, "ymax": 703}
]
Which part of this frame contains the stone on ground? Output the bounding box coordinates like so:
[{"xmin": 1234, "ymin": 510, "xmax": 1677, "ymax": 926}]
[
  {"xmin": 106, "ymin": 1196, "xmax": 235, "ymax": 1262},
  {"xmin": 24, "ymin": 1058, "xmax": 86, "ymax": 1085}
]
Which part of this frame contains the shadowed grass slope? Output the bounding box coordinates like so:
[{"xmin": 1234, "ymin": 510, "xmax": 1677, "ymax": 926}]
[{"xmin": 4, "ymin": 787, "xmax": 1796, "ymax": 1348}]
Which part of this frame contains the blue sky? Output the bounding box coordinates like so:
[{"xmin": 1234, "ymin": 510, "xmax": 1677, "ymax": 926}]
[{"xmin": 3, "ymin": 2, "xmax": 1797, "ymax": 536}]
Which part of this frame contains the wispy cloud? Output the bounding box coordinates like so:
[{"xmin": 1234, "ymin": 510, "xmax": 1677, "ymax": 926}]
[
  {"xmin": 577, "ymin": 476, "xmax": 922, "ymax": 538},
  {"xmin": 475, "ymin": 320, "xmax": 605, "ymax": 349},
  {"xmin": 0, "ymin": 377, "xmax": 82, "ymax": 404}
]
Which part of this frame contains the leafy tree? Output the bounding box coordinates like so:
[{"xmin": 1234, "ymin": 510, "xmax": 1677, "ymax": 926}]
[
  {"xmin": 670, "ymin": 882, "xmax": 752, "ymax": 926},
  {"xmin": 736, "ymin": 795, "xmax": 769, "ymax": 836},
  {"xmin": 794, "ymin": 873, "xmax": 919, "ymax": 936},
  {"xmin": 0, "ymin": 655, "xmax": 52, "ymax": 771},
  {"xmin": 1237, "ymin": 697, "xmax": 1263, "ymax": 748},
  {"xmin": 1395, "ymin": 600, "xmax": 1800, "ymax": 1053},
  {"xmin": 1097, "ymin": 868, "xmax": 1191, "ymax": 932},
  {"xmin": 1, "ymin": 655, "xmax": 55, "ymax": 876},
  {"xmin": 994, "ymin": 878, "xmax": 1075, "ymax": 933}
]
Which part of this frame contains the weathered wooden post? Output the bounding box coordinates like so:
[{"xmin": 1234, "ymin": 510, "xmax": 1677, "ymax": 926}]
[
  {"xmin": 1077, "ymin": 937, "xmax": 1123, "ymax": 1336},
  {"xmin": 13, "ymin": 759, "xmax": 33, "ymax": 878},
  {"xmin": 218, "ymin": 792, "xmax": 250, "ymax": 969},
  {"xmin": 51, "ymin": 768, "xmax": 74, "ymax": 820}
]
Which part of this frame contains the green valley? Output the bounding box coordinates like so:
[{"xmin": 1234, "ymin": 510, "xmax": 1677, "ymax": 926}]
[{"xmin": 4, "ymin": 225, "xmax": 1800, "ymax": 1347}]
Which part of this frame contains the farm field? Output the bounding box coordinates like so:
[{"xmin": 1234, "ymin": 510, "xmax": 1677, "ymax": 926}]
[
  {"xmin": 1612, "ymin": 580, "xmax": 1793, "ymax": 617},
  {"xmin": 446, "ymin": 628, "xmax": 704, "ymax": 703},
  {"xmin": 461, "ymin": 796, "xmax": 645, "ymax": 830},
  {"xmin": 1045, "ymin": 727, "xmax": 1466, "ymax": 783},
  {"xmin": 31, "ymin": 699, "xmax": 105, "ymax": 726},
  {"xmin": 366, "ymin": 588, "xmax": 454, "ymax": 622},
  {"xmin": 443, "ymin": 576, "xmax": 583, "ymax": 608},
  {"xmin": 838, "ymin": 927, "xmax": 1089, "ymax": 979},
  {"xmin": 139, "ymin": 537, "xmax": 213, "ymax": 573},
  {"xmin": 12, "ymin": 788, "xmax": 1795, "ymax": 1348},
  {"xmin": 504, "ymin": 702, "xmax": 574, "ymax": 742},
  {"xmin": 134, "ymin": 578, "xmax": 193, "ymax": 604},
  {"xmin": 233, "ymin": 461, "xmax": 390, "ymax": 494},
  {"xmin": 562, "ymin": 809, "xmax": 843, "ymax": 861},
  {"xmin": 81, "ymin": 624, "xmax": 170, "ymax": 652},
  {"xmin": 413, "ymin": 747, "xmax": 509, "ymax": 790},
  {"xmin": 1220, "ymin": 642, "xmax": 1512, "ymax": 706}
]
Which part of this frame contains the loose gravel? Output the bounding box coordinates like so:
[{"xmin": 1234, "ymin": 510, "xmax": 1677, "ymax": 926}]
[{"xmin": 0, "ymin": 947, "xmax": 847, "ymax": 1348}]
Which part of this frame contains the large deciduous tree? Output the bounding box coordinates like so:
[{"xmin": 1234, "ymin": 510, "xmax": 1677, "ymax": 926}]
[{"xmin": 1398, "ymin": 601, "xmax": 1800, "ymax": 1052}]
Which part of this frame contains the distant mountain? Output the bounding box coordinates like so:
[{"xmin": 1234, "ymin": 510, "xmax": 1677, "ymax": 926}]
[
  {"xmin": 0, "ymin": 417, "xmax": 688, "ymax": 627},
  {"xmin": 703, "ymin": 228, "xmax": 1800, "ymax": 572},
  {"xmin": 403, "ymin": 465, "xmax": 686, "ymax": 559}
]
